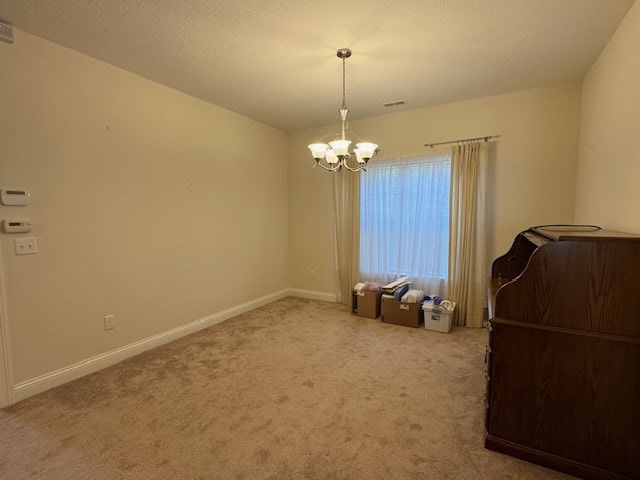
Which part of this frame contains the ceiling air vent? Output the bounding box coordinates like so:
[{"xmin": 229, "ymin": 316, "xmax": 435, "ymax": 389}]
[
  {"xmin": 383, "ymin": 100, "xmax": 406, "ymax": 108},
  {"xmin": 0, "ymin": 21, "xmax": 14, "ymax": 44}
]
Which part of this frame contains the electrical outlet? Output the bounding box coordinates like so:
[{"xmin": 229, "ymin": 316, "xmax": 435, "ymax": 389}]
[
  {"xmin": 310, "ymin": 270, "xmax": 316, "ymax": 279},
  {"xmin": 104, "ymin": 314, "xmax": 115, "ymax": 330},
  {"xmin": 14, "ymin": 237, "xmax": 38, "ymax": 255}
]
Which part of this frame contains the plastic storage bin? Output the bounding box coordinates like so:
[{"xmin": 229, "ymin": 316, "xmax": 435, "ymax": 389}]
[{"xmin": 422, "ymin": 301, "xmax": 455, "ymax": 333}]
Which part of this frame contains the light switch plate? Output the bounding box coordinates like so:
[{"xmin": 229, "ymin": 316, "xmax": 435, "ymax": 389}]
[{"xmin": 14, "ymin": 237, "xmax": 37, "ymax": 255}]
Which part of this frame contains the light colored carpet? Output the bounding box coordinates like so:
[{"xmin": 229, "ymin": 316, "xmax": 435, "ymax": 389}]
[{"xmin": 0, "ymin": 297, "xmax": 574, "ymax": 479}]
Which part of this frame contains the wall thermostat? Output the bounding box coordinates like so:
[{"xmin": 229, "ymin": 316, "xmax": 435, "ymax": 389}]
[
  {"xmin": 3, "ymin": 218, "xmax": 33, "ymax": 233},
  {"xmin": 1, "ymin": 189, "xmax": 31, "ymax": 206}
]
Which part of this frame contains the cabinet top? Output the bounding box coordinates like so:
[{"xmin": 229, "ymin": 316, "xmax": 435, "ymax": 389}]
[{"xmin": 530, "ymin": 225, "xmax": 640, "ymax": 242}]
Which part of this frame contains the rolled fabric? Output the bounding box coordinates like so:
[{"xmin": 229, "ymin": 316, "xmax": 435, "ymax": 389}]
[{"xmin": 401, "ymin": 289, "xmax": 425, "ymax": 303}]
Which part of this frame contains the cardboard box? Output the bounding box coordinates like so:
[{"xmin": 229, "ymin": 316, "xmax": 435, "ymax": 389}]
[
  {"xmin": 352, "ymin": 289, "xmax": 382, "ymax": 319},
  {"xmin": 380, "ymin": 297, "xmax": 422, "ymax": 328}
]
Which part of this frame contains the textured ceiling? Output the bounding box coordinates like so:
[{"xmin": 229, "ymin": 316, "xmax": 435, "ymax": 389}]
[{"xmin": 0, "ymin": 0, "xmax": 635, "ymax": 132}]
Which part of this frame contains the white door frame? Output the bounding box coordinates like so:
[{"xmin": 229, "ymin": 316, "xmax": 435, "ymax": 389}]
[{"xmin": 0, "ymin": 244, "xmax": 14, "ymax": 407}]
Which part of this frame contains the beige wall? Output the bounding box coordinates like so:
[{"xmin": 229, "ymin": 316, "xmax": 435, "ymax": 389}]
[
  {"xmin": 575, "ymin": 0, "xmax": 640, "ymax": 233},
  {"xmin": 288, "ymin": 83, "xmax": 582, "ymax": 295},
  {"xmin": 0, "ymin": 31, "xmax": 288, "ymax": 383},
  {"xmin": 0, "ymin": 27, "xmax": 593, "ymax": 388}
]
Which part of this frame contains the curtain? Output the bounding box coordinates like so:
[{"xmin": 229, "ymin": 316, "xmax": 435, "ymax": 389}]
[
  {"xmin": 332, "ymin": 169, "xmax": 360, "ymax": 306},
  {"xmin": 448, "ymin": 142, "xmax": 488, "ymax": 328},
  {"xmin": 359, "ymin": 153, "xmax": 451, "ymax": 293}
]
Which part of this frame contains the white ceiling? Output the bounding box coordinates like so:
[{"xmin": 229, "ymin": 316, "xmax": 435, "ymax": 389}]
[{"xmin": 0, "ymin": 0, "xmax": 635, "ymax": 132}]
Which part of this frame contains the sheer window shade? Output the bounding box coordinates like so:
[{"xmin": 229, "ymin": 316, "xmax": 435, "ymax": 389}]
[{"xmin": 359, "ymin": 152, "xmax": 451, "ymax": 292}]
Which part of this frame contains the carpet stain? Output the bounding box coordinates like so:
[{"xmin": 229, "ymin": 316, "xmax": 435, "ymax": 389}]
[
  {"xmin": 251, "ymin": 419, "xmax": 273, "ymax": 433},
  {"xmin": 410, "ymin": 455, "xmax": 428, "ymax": 466},
  {"xmin": 254, "ymin": 448, "xmax": 271, "ymax": 464}
]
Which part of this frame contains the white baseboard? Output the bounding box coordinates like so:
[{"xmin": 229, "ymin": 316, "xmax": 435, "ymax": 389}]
[
  {"xmin": 287, "ymin": 288, "xmax": 338, "ymax": 303},
  {"xmin": 13, "ymin": 289, "xmax": 290, "ymax": 403}
]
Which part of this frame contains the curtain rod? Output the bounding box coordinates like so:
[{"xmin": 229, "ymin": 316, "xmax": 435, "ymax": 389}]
[{"xmin": 424, "ymin": 135, "xmax": 496, "ymax": 148}]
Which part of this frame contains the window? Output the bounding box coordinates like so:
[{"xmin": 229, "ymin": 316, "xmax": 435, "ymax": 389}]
[{"xmin": 359, "ymin": 152, "xmax": 451, "ymax": 292}]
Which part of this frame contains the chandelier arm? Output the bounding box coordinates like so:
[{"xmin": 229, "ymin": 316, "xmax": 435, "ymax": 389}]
[
  {"xmin": 315, "ymin": 161, "xmax": 342, "ymax": 172},
  {"xmin": 342, "ymin": 163, "xmax": 363, "ymax": 172},
  {"xmin": 342, "ymin": 157, "xmax": 365, "ymax": 172}
]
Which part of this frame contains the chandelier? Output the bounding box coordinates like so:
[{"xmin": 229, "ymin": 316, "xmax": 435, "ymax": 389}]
[{"xmin": 308, "ymin": 48, "xmax": 379, "ymax": 172}]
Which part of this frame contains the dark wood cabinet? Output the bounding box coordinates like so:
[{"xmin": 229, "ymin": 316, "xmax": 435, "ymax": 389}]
[{"xmin": 485, "ymin": 226, "xmax": 640, "ymax": 480}]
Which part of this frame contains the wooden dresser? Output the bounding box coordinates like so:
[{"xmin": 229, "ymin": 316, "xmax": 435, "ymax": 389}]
[{"xmin": 485, "ymin": 226, "xmax": 640, "ymax": 480}]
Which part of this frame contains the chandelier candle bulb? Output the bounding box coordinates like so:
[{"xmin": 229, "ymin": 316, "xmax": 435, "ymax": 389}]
[{"xmin": 307, "ymin": 48, "xmax": 379, "ymax": 172}]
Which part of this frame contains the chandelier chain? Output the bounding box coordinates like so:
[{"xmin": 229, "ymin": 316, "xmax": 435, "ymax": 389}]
[{"xmin": 342, "ymin": 56, "xmax": 346, "ymax": 107}]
